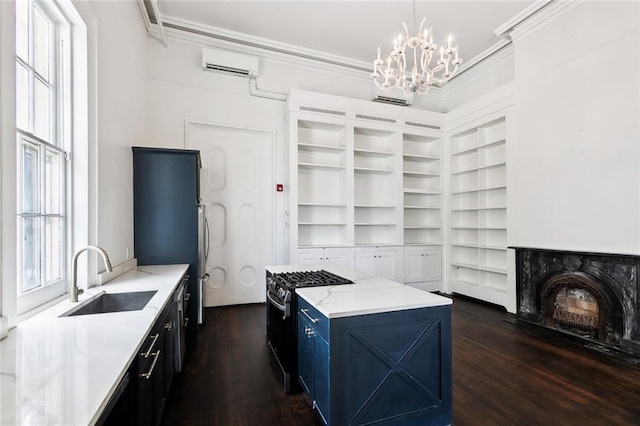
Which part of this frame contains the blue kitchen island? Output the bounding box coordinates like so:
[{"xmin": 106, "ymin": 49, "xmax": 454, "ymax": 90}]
[{"xmin": 296, "ymin": 274, "xmax": 452, "ymax": 426}]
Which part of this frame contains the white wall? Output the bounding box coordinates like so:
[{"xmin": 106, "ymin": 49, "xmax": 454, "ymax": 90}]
[
  {"xmin": 90, "ymin": 0, "xmax": 148, "ymax": 269},
  {"xmin": 510, "ymin": 1, "xmax": 640, "ymax": 254},
  {"xmin": 442, "ymin": 45, "xmax": 515, "ymax": 112},
  {"xmin": 142, "ymin": 38, "xmax": 443, "ymax": 263}
]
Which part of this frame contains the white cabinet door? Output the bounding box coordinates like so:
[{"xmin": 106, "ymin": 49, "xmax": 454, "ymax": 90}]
[
  {"xmin": 354, "ymin": 250, "xmax": 378, "ymax": 277},
  {"xmin": 298, "ymin": 249, "xmax": 325, "ymax": 265},
  {"xmin": 377, "ymin": 250, "xmax": 401, "ymax": 281},
  {"xmin": 298, "ymin": 248, "xmax": 353, "ymax": 267},
  {"xmin": 323, "ymin": 248, "xmax": 353, "ymax": 268},
  {"xmin": 404, "ymin": 247, "xmax": 442, "ymax": 283},
  {"xmin": 404, "ymin": 248, "xmax": 425, "ymax": 283},
  {"xmin": 423, "ymin": 248, "xmax": 442, "ymax": 282},
  {"xmin": 354, "ymin": 247, "xmax": 401, "ymax": 281}
]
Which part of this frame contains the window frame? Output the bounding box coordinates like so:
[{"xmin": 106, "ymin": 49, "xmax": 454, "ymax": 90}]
[{"xmin": 15, "ymin": 0, "xmax": 72, "ymax": 314}]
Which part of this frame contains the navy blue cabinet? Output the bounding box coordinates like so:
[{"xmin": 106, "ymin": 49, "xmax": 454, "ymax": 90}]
[
  {"xmin": 297, "ymin": 296, "xmax": 452, "ymax": 426},
  {"xmin": 133, "ymin": 147, "xmax": 202, "ymax": 329},
  {"xmin": 297, "ymin": 308, "xmax": 330, "ymax": 423}
]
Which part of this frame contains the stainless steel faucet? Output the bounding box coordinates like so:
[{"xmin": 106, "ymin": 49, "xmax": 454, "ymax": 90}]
[{"xmin": 70, "ymin": 245, "xmax": 114, "ymax": 302}]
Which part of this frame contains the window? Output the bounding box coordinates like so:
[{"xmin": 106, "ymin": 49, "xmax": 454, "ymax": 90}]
[{"xmin": 16, "ymin": 0, "xmax": 71, "ymax": 313}]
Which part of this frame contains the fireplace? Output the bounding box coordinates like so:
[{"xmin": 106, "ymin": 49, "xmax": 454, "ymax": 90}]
[{"xmin": 514, "ymin": 247, "xmax": 640, "ymax": 355}]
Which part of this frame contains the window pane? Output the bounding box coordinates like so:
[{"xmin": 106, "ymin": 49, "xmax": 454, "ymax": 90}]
[
  {"xmin": 45, "ymin": 217, "xmax": 62, "ymax": 282},
  {"xmin": 22, "ymin": 141, "xmax": 40, "ymax": 214},
  {"xmin": 16, "ymin": 63, "xmax": 30, "ymax": 131},
  {"xmin": 33, "ymin": 6, "xmax": 51, "ymax": 80},
  {"xmin": 44, "ymin": 149, "xmax": 62, "ymax": 214},
  {"xmin": 33, "ymin": 77, "xmax": 51, "ymax": 141},
  {"xmin": 15, "ymin": 0, "xmax": 29, "ymax": 62},
  {"xmin": 22, "ymin": 217, "xmax": 41, "ymax": 292}
]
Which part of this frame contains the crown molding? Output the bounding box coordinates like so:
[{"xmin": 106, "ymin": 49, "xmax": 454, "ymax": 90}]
[
  {"xmin": 136, "ymin": 2, "xmax": 526, "ymax": 102},
  {"xmin": 494, "ymin": 0, "xmax": 553, "ymax": 38},
  {"xmin": 162, "ymin": 15, "xmax": 373, "ymax": 73},
  {"xmin": 441, "ymin": 42, "xmax": 513, "ymax": 95},
  {"xmin": 503, "ymin": 0, "xmax": 582, "ymax": 42}
]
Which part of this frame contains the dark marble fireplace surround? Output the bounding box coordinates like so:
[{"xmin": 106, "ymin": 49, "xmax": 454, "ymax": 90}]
[{"xmin": 514, "ymin": 247, "xmax": 640, "ymax": 355}]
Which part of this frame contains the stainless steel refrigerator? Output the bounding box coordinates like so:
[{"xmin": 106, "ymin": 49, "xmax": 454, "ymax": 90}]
[
  {"xmin": 197, "ymin": 204, "xmax": 210, "ymax": 324},
  {"xmin": 133, "ymin": 147, "xmax": 208, "ymax": 329}
]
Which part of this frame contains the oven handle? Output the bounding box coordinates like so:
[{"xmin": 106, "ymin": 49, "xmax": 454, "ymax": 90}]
[{"xmin": 267, "ymin": 291, "xmax": 286, "ymax": 313}]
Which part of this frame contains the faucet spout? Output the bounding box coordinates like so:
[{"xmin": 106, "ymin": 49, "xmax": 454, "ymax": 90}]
[{"xmin": 70, "ymin": 245, "xmax": 114, "ymax": 303}]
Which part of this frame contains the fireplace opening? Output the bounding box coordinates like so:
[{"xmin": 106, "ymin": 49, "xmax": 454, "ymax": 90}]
[
  {"xmin": 540, "ymin": 272, "xmax": 620, "ymax": 344},
  {"xmin": 515, "ymin": 248, "xmax": 640, "ymax": 356},
  {"xmin": 546, "ymin": 287, "xmax": 601, "ymax": 340}
]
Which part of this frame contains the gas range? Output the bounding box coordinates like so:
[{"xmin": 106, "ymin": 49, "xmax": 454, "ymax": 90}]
[
  {"xmin": 272, "ymin": 269, "xmax": 354, "ymax": 290},
  {"xmin": 266, "ymin": 268, "xmax": 353, "ymax": 393}
]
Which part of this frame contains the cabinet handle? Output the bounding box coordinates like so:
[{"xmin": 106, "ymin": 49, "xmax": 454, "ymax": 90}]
[
  {"xmin": 139, "ymin": 350, "xmax": 161, "ymax": 379},
  {"xmin": 301, "ymin": 308, "xmax": 318, "ymax": 324},
  {"xmin": 141, "ymin": 333, "xmax": 159, "ymax": 358}
]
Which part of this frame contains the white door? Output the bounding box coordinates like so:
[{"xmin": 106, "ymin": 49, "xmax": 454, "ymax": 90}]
[{"xmin": 188, "ymin": 122, "xmax": 274, "ymax": 306}]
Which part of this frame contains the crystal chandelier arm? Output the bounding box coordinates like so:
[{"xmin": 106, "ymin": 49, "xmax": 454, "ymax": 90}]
[{"xmin": 370, "ymin": 3, "xmax": 461, "ymax": 95}]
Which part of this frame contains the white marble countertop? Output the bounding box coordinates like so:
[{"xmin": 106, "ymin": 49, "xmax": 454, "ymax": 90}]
[
  {"xmin": 0, "ymin": 264, "xmax": 188, "ymax": 426},
  {"xmin": 297, "ymin": 276, "xmax": 452, "ymax": 318},
  {"xmin": 267, "ymin": 264, "xmax": 451, "ymax": 318}
]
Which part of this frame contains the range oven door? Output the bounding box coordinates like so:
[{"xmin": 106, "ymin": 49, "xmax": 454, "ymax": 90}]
[{"xmin": 266, "ymin": 287, "xmax": 298, "ymax": 393}]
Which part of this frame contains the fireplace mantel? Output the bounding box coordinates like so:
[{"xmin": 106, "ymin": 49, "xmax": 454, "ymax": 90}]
[{"xmin": 512, "ymin": 247, "xmax": 640, "ymax": 354}]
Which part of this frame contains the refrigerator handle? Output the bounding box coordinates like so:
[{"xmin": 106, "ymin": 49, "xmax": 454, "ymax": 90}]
[{"xmin": 204, "ymin": 215, "xmax": 211, "ymax": 261}]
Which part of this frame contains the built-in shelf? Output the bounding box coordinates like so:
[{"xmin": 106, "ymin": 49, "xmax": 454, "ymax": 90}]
[
  {"xmin": 289, "ymin": 92, "xmax": 444, "ymax": 284},
  {"xmin": 449, "ymin": 116, "xmax": 508, "ymax": 303},
  {"xmin": 298, "ymin": 143, "xmax": 348, "ymax": 152},
  {"xmin": 354, "ymin": 167, "xmax": 396, "ymax": 174},
  {"xmin": 298, "ymin": 162, "xmax": 346, "ymax": 170},
  {"xmin": 452, "ymin": 262, "xmax": 507, "ymax": 275}
]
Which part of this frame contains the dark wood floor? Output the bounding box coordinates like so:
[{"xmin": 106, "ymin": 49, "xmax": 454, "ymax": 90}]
[{"xmin": 162, "ymin": 296, "xmax": 640, "ymax": 426}]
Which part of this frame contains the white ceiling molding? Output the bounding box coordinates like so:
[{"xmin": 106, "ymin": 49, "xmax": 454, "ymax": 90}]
[
  {"xmin": 440, "ymin": 43, "xmax": 514, "ymax": 95},
  {"xmin": 451, "ymin": 39, "xmax": 512, "ymax": 80},
  {"xmin": 500, "ymin": 0, "xmax": 581, "ymax": 42},
  {"xmin": 494, "ymin": 0, "xmax": 554, "ymax": 38},
  {"xmin": 146, "ymin": 23, "xmax": 372, "ymax": 81},
  {"xmin": 161, "ymin": 15, "xmax": 373, "ymax": 73},
  {"xmin": 135, "ymin": 1, "xmax": 548, "ymax": 100}
]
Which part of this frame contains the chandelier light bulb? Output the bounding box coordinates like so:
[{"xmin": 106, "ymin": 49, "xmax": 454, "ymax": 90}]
[{"xmin": 370, "ymin": 1, "xmax": 462, "ymax": 96}]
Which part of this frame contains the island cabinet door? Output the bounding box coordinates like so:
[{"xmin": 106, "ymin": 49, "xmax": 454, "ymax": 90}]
[
  {"xmin": 297, "ymin": 297, "xmax": 331, "ymax": 425},
  {"xmin": 297, "ymin": 313, "xmax": 315, "ymax": 396},
  {"xmin": 313, "ymin": 336, "xmax": 330, "ymax": 424},
  {"xmin": 330, "ymin": 305, "xmax": 452, "ymax": 425}
]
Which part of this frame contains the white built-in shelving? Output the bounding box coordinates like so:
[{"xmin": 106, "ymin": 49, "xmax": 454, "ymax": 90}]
[
  {"xmin": 449, "ymin": 117, "xmax": 508, "ymax": 302},
  {"xmin": 353, "ymin": 126, "xmax": 401, "ymax": 246},
  {"xmin": 287, "ymin": 90, "xmax": 444, "ymax": 286},
  {"xmin": 403, "ymin": 133, "xmax": 441, "ymax": 246},
  {"xmin": 295, "ymin": 119, "xmax": 349, "ymax": 247}
]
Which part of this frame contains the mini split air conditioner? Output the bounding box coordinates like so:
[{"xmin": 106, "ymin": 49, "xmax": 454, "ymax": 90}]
[
  {"xmin": 201, "ymin": 47, "xmax": 259, "ymax": 78},
  {"xmin": 371, "ymin": 87, "xmax": 413, "ymax": 107}
]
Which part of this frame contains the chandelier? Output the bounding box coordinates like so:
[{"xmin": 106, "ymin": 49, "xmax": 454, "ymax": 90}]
[{"xmin": 371, "ymin": 1, "xmax": 462, "ymax": 96}]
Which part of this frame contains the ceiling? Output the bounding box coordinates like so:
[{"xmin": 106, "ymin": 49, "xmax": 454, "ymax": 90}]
[{"xmin": 150, "ymin": 1, "xmax": 537, "ymax": 71}]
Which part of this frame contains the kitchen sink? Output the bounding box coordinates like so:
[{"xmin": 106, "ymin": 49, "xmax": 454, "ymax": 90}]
[{"xmin": 61, "ymin": 291, "xmax": 157, "ymax": 317}]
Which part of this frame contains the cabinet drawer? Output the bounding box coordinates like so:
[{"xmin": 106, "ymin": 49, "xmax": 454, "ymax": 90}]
[{"xmin": 297, "ymin": 297, "xmax": 328, "ymax": 341}]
